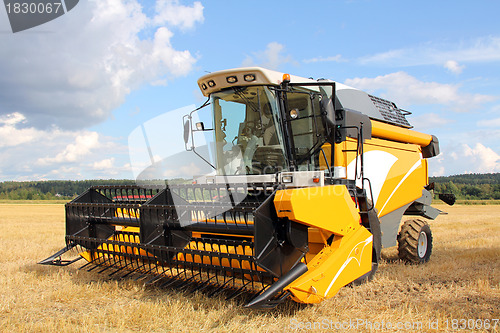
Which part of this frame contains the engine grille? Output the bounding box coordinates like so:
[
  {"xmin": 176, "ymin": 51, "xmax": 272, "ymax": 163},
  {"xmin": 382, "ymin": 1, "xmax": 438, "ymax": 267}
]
[{"xmin": 369, "ymin": 94, "xmax": 412, "ymax": 128}]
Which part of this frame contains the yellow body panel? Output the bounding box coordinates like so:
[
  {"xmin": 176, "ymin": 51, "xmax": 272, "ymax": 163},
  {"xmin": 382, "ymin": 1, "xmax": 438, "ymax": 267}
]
[
  {"xmin": 274, "ymin": 185, "xmax": 360, "ymax": 236},
  {"xmin": 286, "ymin": 226, "xmax": 373, "ymax": 303},
  {"xmin": 319, "ymin": 132, "xmax": 428, "ymax": 218},
  {"xmin": 306, "ymin": 228, "xmax": 332, "ymax": 262},
  {"xmin": 342, "ymin": 137, "xmax": 427, "ymax": 217},
  {"xmin": 273, "ymin": 184, "xmax": 373, "ymax": 304}
]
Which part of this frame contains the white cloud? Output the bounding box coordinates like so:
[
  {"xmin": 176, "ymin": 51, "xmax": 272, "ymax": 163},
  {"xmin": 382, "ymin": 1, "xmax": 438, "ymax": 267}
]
[
  {"xmin": 432, "ymin": 166, "xmax": 446, "ymax": 177},
  {"xmin": 0, "ymin": 125, "xmax": 41, "ymax": 148},
  {"xmin": 477, "ymin": 117, "xmax": 500, "ymax": 128},
  {"xmin": 242, "ymin": 42, "xmax": 294, "ymax": 70},
  {"xmin": 0, "ymin": 112, "xmax": 42, "ymax": 148},
  {"xmin": 0, "ymin": 112, "xmax": 128, "ymax": 180},
  {"xmin": 92, "ymin": 158, "xmax": 116, "ymax": 170},
  {"xmin": 0, "ymin": 0, "xmax": 204, "ymax": 130},
  {"xmin": 344, "ymin": 71, "xmax": 496, "ymax": 111},
  {"xmin": 47, "ymin": 166, "xmax": 83, "ymax": 180},
  {"xmin": 154, "ymin": 0, "xmax": 204, "ymax": 30},
  {"xmin": 462, "ymin": 143, "xmax": 500, "ymax": 173},
  {"xmin": 303, "ymin": 55, "xmax": 344, "ymax": 64},
  {"xmin": 0, "ymin": 112, "xmax": 26, "ymax": 126},
  {"xmin": 359, "ymin": 36, "xmax": 500, "ymax": 67},
  {"xmin": 444, "ymin": 60, "xmax": 465, "ymax": 74},
  {"xmin": 151, "ymin": 27, "xmax": 198, "ymax": 77},
  {"xmin": 161, "ymin": 162, "xmax": 202, "ymax": 178},
  {"xmin": 410, "ymin": 113, "xmax": 453, "ymax": 131},
  {"xmin": 429, "ymin": 142, "xmax": 500, "ymax": 175},
  {"xmin": 37, "ymin": 132, "xmax": 99, "ymax": 165}
]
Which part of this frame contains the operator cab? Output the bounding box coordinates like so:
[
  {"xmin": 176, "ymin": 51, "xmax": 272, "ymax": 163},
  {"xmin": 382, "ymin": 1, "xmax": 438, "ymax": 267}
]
[{"xmin": 189, "ymin": 67, "xmax": 332, "ymax": 182}]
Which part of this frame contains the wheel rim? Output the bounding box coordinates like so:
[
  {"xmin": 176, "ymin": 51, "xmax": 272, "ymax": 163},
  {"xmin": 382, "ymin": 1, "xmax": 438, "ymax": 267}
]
[{"xmin": 417, "ymin": 231, "xmax": 428, "ymax": 258}]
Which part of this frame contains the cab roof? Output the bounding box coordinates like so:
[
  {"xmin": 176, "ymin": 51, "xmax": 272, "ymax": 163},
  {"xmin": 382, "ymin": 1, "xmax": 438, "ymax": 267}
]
[{"xmin": 197, "ymin": 67, "xmax": 315, "ymax": 97}]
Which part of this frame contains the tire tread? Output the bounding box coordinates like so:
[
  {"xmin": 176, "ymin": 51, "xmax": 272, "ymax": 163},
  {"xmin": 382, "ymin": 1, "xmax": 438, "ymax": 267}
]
[{"xmin": 397, "ymin": 218, "xmax": 433, "ymax": 264}]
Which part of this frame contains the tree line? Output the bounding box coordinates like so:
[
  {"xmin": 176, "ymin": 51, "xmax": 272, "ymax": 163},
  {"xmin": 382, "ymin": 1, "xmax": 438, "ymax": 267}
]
[
  {"xmin": 0, "ymin": 173, "xmax": 498, "ymax": 200},
  {"xmin": 430, "ymin": 173, "xmax": 500, "ymax": 200},
  {"xmin": 0, "ymin": 180, "xmax": 135, "ymax": 200}
]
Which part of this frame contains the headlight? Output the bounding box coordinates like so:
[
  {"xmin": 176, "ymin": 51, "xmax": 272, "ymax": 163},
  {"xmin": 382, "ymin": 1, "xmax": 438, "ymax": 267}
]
[{"xmin": 244, "ymin": 74, "xmax": 256, "ymax": 82}]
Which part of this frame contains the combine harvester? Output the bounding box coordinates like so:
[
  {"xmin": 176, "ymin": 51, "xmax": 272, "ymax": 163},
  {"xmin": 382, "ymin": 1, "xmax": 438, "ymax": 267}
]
[{"xmin": 40, "ymin": 67, "xmax": 451, "ymax": 308}]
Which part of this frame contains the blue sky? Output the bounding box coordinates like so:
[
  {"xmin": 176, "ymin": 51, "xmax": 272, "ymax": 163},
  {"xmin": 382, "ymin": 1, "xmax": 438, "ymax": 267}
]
[{"xmin": 0, "ymin": 0, "xmax": 499, "ymax": 180}]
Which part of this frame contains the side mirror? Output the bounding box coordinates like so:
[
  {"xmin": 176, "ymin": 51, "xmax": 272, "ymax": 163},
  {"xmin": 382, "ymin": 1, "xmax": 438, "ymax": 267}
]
[
  {"xmin": 195, "ymin": 122, "xmax": 205, "ymax": 131},
  {"xmin": 183, "ymin": 119, "xmax": 190, "ymax": 144},
  {"xmin": 321, "ymin": 96, "xmax": 372, "ymax": 143},
  {"xmin": 321, "ymin": 96, "xmax": 335, "ymax": 127}
]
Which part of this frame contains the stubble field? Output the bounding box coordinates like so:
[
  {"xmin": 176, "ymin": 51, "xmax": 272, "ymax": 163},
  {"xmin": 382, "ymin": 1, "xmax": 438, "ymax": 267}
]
[{"xmin": 0, "ymin": 202, "xmax": 499, "ymax": 332}]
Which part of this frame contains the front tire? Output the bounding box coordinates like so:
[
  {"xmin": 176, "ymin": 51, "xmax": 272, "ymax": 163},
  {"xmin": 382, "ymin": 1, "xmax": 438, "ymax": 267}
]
[{"xmin": 397, "ymin": 219, "xmax": 433, "ymax": 264}]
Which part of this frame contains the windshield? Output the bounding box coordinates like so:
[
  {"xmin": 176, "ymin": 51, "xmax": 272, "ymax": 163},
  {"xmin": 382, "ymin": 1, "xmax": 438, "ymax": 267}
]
[{"xmin": 211, "ymin": 86, "xmax": 288, "ymax": 175}]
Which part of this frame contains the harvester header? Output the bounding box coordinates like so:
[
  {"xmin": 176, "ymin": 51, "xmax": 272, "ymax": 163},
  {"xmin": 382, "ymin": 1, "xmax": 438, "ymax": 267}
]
[{"xmin": 41, "ymin": 67, "xmax": 447, "ymax": 308}]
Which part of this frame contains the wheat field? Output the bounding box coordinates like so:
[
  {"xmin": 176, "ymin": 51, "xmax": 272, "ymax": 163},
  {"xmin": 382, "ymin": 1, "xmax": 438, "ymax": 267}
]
[{"xmin": 0, "ymin": 202, "xmax": 498, "ymax": 332}]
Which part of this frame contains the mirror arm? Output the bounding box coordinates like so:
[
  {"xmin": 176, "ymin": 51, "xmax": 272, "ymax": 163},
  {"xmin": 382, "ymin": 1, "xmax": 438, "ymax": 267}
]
[
  {"xmin": 192, "ymin": 148, "xmax": 216, "ymax": 170},
  {"xmin": 183, "ymin": 96, "xmax": 215, "ymax": 170}
]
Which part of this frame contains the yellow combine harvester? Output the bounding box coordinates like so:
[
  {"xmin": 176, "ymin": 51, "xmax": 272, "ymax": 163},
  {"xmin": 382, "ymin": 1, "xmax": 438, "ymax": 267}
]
[{"xmin": 40, "ymin": 67, "xmax": 448, "ymax": 308}]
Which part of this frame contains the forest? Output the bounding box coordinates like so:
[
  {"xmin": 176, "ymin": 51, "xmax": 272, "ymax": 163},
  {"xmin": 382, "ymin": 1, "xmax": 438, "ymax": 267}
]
[
  {"xmin": 0, "ymin": 179, "xmax": 135, "ymax": 200},
  {"xmin": 430, "ymin": 173, "xmax": 500, "ymax": 200},
  {"xmin": 0, "ymin": 173, "xmax": 499, "ymax": 201}
]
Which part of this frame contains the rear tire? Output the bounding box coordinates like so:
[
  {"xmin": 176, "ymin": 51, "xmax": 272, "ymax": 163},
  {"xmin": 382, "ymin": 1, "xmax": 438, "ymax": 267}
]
[{"xmin": 397, "ymin": 219, "xmax": 433, "ymax": 264}]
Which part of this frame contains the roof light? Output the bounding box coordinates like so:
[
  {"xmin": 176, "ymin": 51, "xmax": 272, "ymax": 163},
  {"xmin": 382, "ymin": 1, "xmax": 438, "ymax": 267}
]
[
  {"xmin": 207, "ymin": 80, "xmax": 216, "ymax": 87},
  {"xmin": 226, "ymin": 76, "xmax": 238, "ymax": 84},
  {"xmin": 282, "ymin": 73, "xmax": 291, "ymax": 83},
  {"xmin": 244, "ymin": 74, "xmax": 256, "ymax": 82},
  {"xmin": 201, "ymin": 83, "xmax": 207, "ymax": 90}
]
